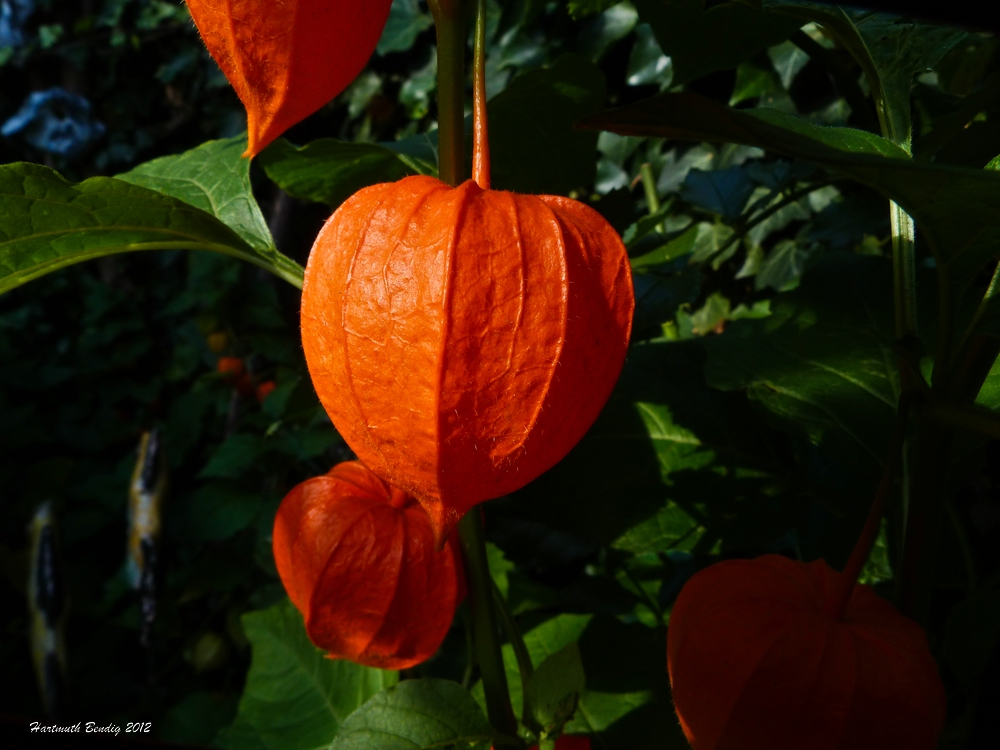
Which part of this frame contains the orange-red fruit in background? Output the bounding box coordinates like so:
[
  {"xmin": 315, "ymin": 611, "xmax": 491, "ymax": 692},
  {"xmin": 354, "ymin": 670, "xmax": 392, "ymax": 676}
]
[
  {"xmin": 255, "ymin": 380, "xmax": 277, "ymax": 403},
  {"xmin": 272, "ymin": 461, "xmax": 464, "ymax": 669},
  {"xmin": 216, "ymin": 356, "xmax": 244, "ymax": 380},
  {"xmin": 300, "ymin": 176, "xmax": 634, "ymax": 543},
  {"xmin": 667, "ymin": 554, "xmax": 946, "ymax": 750},
  {"xmin": 185, "ymin": 0, "xmax": 393, "ymax": 157}
]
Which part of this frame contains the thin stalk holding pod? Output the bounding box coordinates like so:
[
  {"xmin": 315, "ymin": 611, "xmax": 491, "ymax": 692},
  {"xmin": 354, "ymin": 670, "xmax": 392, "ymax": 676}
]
[
  {"xmin": 825, "ymin": 393, "xmax": 911, "ymax": 619},
  {"xmin": 458, "ymin": 511, "xmax": 519, "ymax": 742}
]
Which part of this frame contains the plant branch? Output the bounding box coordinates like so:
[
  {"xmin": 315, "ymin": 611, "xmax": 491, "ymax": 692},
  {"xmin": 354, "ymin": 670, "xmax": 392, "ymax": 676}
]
[
  {"xmin": 890, "ymin": 202, "xmax": 918, "ymax": 341},
  {"xmin": 491, "ymin": 580, "xmax": 539, "ymax": 733},
  {"xmin": 457, "ymin": 511, "xmax": 519, "ymax": 743},
  {"xmin": 428, "ymin": 0, "xmax": 466, "ymax": 187}
]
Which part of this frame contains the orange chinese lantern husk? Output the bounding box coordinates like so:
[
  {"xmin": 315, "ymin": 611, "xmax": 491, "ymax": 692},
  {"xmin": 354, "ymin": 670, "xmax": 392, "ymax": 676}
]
[
  {"xmin": 272, "ymin": 461, "xmax": 464, "ymax": 669},
  {"xmin": 667, "ymin": 554, "xmax": 946, "ymax": 750},
  {"xmin": 185, "ymin": 0, "xmax": 393, "ymax": 157},
  {"xmin": 300, "ymin": 176, "xmax": 633, "ymax": 544}
]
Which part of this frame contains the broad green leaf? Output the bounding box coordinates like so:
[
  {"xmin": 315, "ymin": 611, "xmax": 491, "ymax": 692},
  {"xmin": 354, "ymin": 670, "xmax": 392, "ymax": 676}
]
[
  {"xmin": 117, "ymin": 135, "xmax": 274, "ymax": 252},
  {"xmin": 488, "ymin": 54, "xmax": 606, "ymax": 195},
  {"xmin": 216, "ymin": 599, "xmax": 396, "ymax": 750},
  {"xmin": 472, "ymin": 614, "xmax": 591, "ymax": 731},
  {"xmin": 568, "ymin": 617, "xmax": 687, "ymax": 748},
  {"xmin": 580, "ymin": 92, "xmax": 1000, "ymax": 346},
  {"xmin": 182, "ymin": 483, "xmax": 262, "ymax": 543},
  {"xmin": 525, "ymin": 643, "xmax": 586, "ymax": 734},
  {"xmin": 330, "ymin": 679, "xmax": 493, "ymax": 750},
  {"xmin": 0, "ymin": 162, "xmax": 304, "ymax": 295},
  {"xmin": 703, "ymin": 254, "xmax": 898, "ymax": 493},
  {"xmin": 611, "ymin": 501, "xmax": 701, "ymax": 554},
  {"xmin": 199, "ymin": 433, "xmax": 265, "ymax": 479},
  {"xmin": 627, "ymin": 23, "xmax": 672, "ymax": 88},
  {"xmin": 567, "ymin": 0, "xmax": 623, "ymax": 21},
  {"xmin": 763, "ymin": 3, "xmax": 966, "ymax": 147},
  {"xmin": 631, "ymin": 0, "xmax": 801, "ymax": 85},
  {"xmin": 160, "ymin": 691, "xmax": 237, "ymax": 746},
  {"xmin": 376, "ymin": 0, "xmax": 433, "ymax": 56},
  {"xmin": 257, "ymin": 138, "xmax": 420, "ymax": 209},
  {"xmin": 577, "ymin": 3, "xmax": 638, "ymax": 62}
]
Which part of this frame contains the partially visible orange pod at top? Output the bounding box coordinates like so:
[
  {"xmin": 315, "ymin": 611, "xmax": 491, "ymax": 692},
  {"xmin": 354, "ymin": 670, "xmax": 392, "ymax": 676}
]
[
  {"xmin": 300, "ymin": 175, "xmax": 634, "ymax": 544},
  {"xmin": 185, "ymin": 0, "xmax": 393, "ymax": 157}
]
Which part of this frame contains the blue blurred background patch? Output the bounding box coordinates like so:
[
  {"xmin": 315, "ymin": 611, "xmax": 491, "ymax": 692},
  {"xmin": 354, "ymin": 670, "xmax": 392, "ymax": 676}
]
[
  {"xmin": 0, "ymin": 0, "xmax": 33, "ymax": 49},
  {"xmin": 1, "ymin": 87, "xmax": 107, "ymax": 157}
]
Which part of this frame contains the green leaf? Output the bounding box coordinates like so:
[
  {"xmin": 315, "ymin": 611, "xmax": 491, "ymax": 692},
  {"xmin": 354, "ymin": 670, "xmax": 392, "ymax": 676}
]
[
  {"xmin": 330, "ymin": 679, "xmax": 494, "ymax": 750},
  {"xmin": 631, "ymin": 0, "xmax": 801, "ymax": 85},
  {"xmin": 116, "ymin": 135, "xmax": 274, "ymax": 252},
  {"xmin": 257, "ymin": 139, "xmax": 419, "ymax": 209},
  {"xmin": 612, "ymin": 501, "xmax": 701, "ymax": 554},
  {"xmin": 763, "ymin": 3, "xmax": 967, "ymax": 147},
  {"xmin": 199, "ymin": 433, "xmax": 265, "ymax": 479},
  {"xmin": 488, "ymin": 54, "xmax": 606, "ymax": 195},
  {"xmin": 472, "ymin": 614, "xmax": 591, "ymax": 727},
  {"xmin": 568, "ymin": 617, "xmax": 687, "ymax": 748},
  {"xmin": 0, "ymin": 162, "xmax": 304, "ymax": 295},
  {"xmin": 183, "ymin": 483, "xmax": 262, "ymax": 542},
  {"xmin": 526, "ymin": 643, "xmax": 586, "ymax": 734},
  {"xmin": 567, "ymin": 0, "xmax": 622, "ymax": 21},
  {"xmin": 580, "ymin": 92, "xmax": 1000, "ymax": 345},
  {"xmin": 703, "ymin": 254, "xmax": 898, "ymax": 493},
  {"xmin": 376, "ymin": 0, "xmax": 433, "ymax": 56},
  {"xmin": 217, "ymin": 599, "xmax": 396, "ymax": 750},
  {"xmin": 159, "ymin": 691, "xmax": 237, "ymax": 746}
]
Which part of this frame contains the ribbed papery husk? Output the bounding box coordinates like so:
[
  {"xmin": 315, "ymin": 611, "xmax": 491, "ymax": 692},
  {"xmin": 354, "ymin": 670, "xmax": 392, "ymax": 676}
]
[
  {"xmin": 186, "ymin": 0, "xmax": 393, "ymax": 156},
  {"xmin": 300, "ymin": 175, "xmax": 633, "ymax": 544},
  {"xmin": 272, "ymin": 461, "xmax": 463, "ymax": 670},
  {"xmin": 666, "ymin": 555, "xmax": 946, "ymax": 750}
]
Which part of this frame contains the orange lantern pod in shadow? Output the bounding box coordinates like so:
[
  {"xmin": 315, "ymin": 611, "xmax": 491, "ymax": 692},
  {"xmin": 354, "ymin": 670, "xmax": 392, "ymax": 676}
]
[
  {"xmin": 667, "ymin": 554, "xmax": 946, "ymax": 750},
  {"xmin": 273, "ymin": 461, "xmax": 464, "ymax": 669}
]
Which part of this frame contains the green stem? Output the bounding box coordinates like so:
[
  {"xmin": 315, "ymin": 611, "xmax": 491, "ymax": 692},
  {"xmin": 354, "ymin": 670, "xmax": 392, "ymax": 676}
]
[
  {"xmin": 428, "ymin": 0, "xmax": 466, "ymax": 186},
  {"xmin": 890, "ymin": 202, "xmax": 918, "ymax": 341},
  {"xmin": 491, "ymin": 581, "xmax": 539, "ymax": 732},
  {"xmin": 639, "ymin": 163, "xmax": 660, "ymax": 215},
  {"xmin": 457, "ymin": 512, "xmax": 519, "ymax": 741}
]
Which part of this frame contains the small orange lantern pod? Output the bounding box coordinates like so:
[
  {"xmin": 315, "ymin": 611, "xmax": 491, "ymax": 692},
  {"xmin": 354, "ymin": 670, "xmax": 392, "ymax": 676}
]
[
  {"xmin": 300, "ymin": 31, "xmax": 634, "ymax": 544},
  {"xmin": 666, "ymin": 554, "xmax": 946, "ymax": 750},
  {"xmin": 185, "ymin": 0, "xmax": 393, "ymax": 157},
  {"xmin": 272, "ymin": 461, "xmax": 464, "ymax": 669}
]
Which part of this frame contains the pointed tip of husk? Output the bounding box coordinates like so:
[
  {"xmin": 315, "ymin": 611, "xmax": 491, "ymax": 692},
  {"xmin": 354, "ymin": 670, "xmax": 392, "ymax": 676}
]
[{"xmin": 421, "ymin": 499, "xmax": 462, "ymax": 551}]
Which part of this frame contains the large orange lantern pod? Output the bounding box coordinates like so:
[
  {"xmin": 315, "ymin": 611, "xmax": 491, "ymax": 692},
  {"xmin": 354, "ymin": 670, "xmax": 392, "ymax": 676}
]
[
  {"xmin": 666, "ymin": 554, "xmax": 946, "ymax": 750},
  {"xmin": 272, "ymin": 461, "xmax": 464, "ymax": 669},
  {"xmin": 300, "ymin": 35, "xmax": 634, "ymax": 544},
  {"xmin": 185, "ymin": 0, "xmax": 393, "ymax": 157}
]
